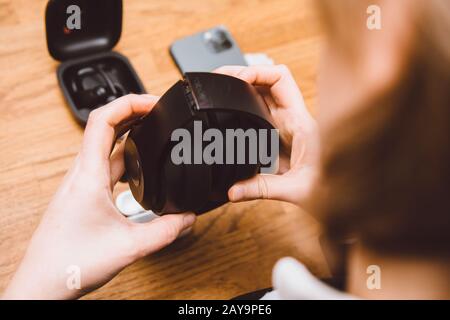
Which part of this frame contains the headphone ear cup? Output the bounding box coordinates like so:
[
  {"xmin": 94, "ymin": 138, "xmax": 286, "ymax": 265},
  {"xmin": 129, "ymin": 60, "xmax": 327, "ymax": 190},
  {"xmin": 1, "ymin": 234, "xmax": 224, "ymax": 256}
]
[
  {"xmin": 158, "ymin": 120, "xmax": 212, "ymax": 214},
  {"xmin": 160, "ymin": 160, "xmax": 184, "ymax": 212},
  {"xmin": 161, "ymin": 146, "xmax": 212, "ymax": 214},
  {"xmin": 204, "ymin": 112, "xmax": 260, "ymax": 212},
  {"xmin": 206, "ymin": 112, "xmax": 236, "ymax": 204},
  {"xmin": 233, "ymin": 116, "xmax": 260, "ymax": 181}
]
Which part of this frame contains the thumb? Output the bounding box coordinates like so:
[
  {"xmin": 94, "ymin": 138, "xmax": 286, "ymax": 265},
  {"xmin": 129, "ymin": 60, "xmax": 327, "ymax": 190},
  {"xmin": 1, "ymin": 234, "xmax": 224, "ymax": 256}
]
[
  {"xmin": 228, "ymin": 174, "xmax": 293, "ymax": 203},
  {"xmin": 131, "ymin": 213, "xmax": 196, "ymax": 257}
]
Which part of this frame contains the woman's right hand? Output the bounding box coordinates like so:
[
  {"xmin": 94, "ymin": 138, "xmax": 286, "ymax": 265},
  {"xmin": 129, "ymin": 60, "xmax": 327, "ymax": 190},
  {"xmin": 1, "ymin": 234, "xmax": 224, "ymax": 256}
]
[{"xmin": 214, "ymin": 65, "xmax": 320, "ymax": 209}]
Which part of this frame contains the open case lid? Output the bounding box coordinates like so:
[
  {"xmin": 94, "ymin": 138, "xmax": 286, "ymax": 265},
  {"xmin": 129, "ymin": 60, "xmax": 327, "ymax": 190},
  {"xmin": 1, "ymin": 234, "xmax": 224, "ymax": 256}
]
[{"xmin": 45, "ymin": 0, "xmax": 123, "ymax": 61}]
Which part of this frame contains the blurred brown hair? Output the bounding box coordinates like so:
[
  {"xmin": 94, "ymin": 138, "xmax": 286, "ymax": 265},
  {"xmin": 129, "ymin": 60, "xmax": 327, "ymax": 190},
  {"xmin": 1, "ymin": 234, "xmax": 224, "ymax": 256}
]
[{"xmin": 313, "ymin": 0, "xmax": 450, "ymax": 256}]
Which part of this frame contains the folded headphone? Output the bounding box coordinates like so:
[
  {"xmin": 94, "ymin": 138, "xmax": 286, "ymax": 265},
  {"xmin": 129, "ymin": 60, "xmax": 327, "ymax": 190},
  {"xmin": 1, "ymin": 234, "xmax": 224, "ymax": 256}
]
[{"xmin": 124, "ymin": 72, "xmax": 277, "ymax": 215}]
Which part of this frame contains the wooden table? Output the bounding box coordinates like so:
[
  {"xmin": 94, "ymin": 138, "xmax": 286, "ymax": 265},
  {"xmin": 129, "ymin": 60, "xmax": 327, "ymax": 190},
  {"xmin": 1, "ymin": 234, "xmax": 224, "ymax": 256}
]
[{"xmin": 0, "ymin": 0, "xmax": 328, "ymax": 299}]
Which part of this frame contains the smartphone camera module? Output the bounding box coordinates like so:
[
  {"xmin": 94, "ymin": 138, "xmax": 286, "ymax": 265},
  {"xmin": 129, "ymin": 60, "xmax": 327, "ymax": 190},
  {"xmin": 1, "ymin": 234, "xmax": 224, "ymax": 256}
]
[{"xmin": 203, "ymin": 28, "xmax": 233, "ymax": 53}]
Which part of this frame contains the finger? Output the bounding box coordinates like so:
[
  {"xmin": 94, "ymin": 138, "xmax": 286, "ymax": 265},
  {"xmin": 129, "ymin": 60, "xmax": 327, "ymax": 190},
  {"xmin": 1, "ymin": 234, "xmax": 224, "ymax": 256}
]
[
  {"xmin": 213, "ymin": 65, "xmax": 247, "ymax": 78},
  {"xmin": 214, "ymin": 65, "xmax": 283, "ymax": 86},
  {"xmin": 131, "ymin": 213, "xmax": 196, "ymax": 257},
  {"xmin": 229, "ymin": 174, "xmax": 283, "ymax": 202},
  {"xmin": 228, "ymin": 172, "xmax": 308, "ymax": 204},
  {"xmin": 214, "ymin": 65, "xmax": 290, "ymax": 87},
  {"xmin": 81, "ymin": 94, "xmax": 159, "ymax": 166},
  {"xmin": 110, "ymin": 141, "xmax": 126, "ymax": 186},
  {"xmin": 215, "ymin": 65, "xmax": 302, "ymax": 108},
  {"xmin": 236, "ymin": 65, "xmax": 285, "ymax": 87}
]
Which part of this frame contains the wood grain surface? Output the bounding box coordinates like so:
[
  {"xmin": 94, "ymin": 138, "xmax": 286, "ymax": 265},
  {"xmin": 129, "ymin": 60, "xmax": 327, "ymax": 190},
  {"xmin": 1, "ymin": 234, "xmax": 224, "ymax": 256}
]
[{"xmin": 0, "ymin": 0, "xmax": 328, "ymax": 299}]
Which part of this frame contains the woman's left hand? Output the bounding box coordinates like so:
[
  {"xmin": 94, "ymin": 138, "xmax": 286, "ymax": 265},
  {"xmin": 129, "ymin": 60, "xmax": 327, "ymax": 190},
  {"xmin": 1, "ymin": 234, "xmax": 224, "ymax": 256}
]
[{"xmin": 2, "ymin": 94, "xmax": 196, "ymax": 300}]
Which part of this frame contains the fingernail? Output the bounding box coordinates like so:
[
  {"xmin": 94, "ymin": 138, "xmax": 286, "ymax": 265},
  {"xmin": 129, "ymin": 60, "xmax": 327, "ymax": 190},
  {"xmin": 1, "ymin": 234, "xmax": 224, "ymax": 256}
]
[
  {"xmin": 183, "ymin": 214, "xmax": 196, "ymax": 228},
  {"xmin": 229, "ymin": 186, "xmax": 243, "ymax": 202}
]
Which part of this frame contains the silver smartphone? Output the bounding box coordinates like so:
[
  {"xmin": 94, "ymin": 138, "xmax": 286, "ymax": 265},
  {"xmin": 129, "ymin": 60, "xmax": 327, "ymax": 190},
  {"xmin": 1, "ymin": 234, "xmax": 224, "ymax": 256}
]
[{"xmin": 170, "ymin": 26, "xmax": 247, "ymax": 74}]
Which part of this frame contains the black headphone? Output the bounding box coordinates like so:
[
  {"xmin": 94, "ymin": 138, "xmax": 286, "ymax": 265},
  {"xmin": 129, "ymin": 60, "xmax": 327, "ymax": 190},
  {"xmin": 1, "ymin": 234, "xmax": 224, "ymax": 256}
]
[
  {"xmin": 124, "ymin": 72, "xmax": 277, "ymax": 215},
  {"xmin": 71, "ymin": 65, "xmax": 126, "ymax": 111}
]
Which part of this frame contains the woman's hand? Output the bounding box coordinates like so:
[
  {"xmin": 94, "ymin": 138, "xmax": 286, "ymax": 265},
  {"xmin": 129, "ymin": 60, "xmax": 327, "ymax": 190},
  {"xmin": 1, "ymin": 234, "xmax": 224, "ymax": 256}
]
[
  {"xmin": 215, "ymin": 65, "xmax": 320, "ymax": 209},
  {"xmin": 2, "ymin": 94, "xmax": 196, "ymax": 300}
]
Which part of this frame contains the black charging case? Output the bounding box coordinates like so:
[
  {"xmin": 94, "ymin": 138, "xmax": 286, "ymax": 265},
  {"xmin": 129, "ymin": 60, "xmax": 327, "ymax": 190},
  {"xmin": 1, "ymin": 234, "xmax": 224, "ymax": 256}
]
[
  {"xmin": 124, "ymin": 72, "xmax": 277, "ymax": 215},
  {"xmin": 45, "ymin": 0, "xmax": 146, "ymax": 125}
]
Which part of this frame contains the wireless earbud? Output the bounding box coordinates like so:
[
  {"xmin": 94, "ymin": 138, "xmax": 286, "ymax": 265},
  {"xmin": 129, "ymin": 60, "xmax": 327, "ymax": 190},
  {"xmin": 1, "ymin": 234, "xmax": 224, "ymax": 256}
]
[{"xmin": 71, "ymin": 65, "xmax": 126, "ymax": 110}]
